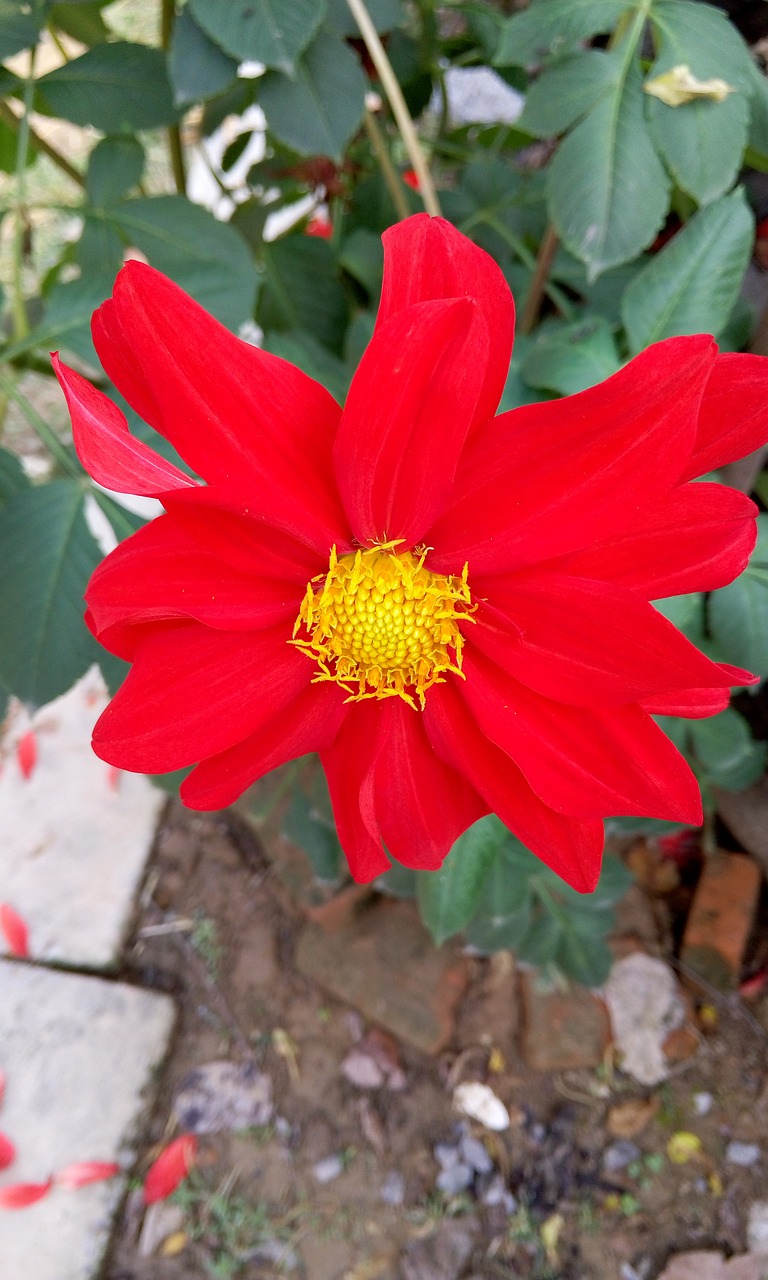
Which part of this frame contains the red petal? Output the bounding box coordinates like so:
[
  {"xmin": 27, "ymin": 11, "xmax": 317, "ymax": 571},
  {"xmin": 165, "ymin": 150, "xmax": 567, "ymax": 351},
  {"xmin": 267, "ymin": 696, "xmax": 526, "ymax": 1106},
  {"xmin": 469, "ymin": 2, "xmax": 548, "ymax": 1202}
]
[
  {"xmin": 0, "ymin": 904, "xmax": 30, "ymax": 958},
  {"xmin": 428, "ymin": 335, "xmax": 715, "ymax": 576},
  {"xmin": 92, "ymin": 263, "xmax": 345, "ymax": 548},
  {"xmin": 92, "ymin": 622, "xmax": 311, "ymax": 773},
  {"xmin": 0, "ymin": 1180, "xmax": 52, "ymax": 1209},
  {"xmin": 424, "ymin": 681, "xmax": 604, "ymax": 891},
  {"xmin": 16, "ymin": 731, "xmax": 37, "ymax": 781},
  {"xmin": 0, "ymin": 1133, "xmax": 15, "ymax": 1171},
  {"xmin": 640, "ymin": 688, "xmax": 731, "ymax": 717},
  {"xmin": 161, "ymin": 486, "xmax": 334, "ymax": 575},
  {"xmin": 378, "ymin": 215, "xmax": 515, "ymax": 433},
  {"xmin": 55, "ymin": 1160, "xmax": 120, "ymax": 1189},
  {"xmin": 320, "ymin": 704, "xmax": 393, "ymax": 882},
  {"xmin": 460, "ymin": 647, "xmax": 703, "ymax": 824},
  {"xmin": 684, "ymin": 352, "xmax": 768, "ymax": 479},
  {"xmin": 471, "ymin": 571, "xmax": 743, "ymax": 706},
  {"xmin": 181, "ymin": 681, "xmax": 349, "ymax": 810},
  {"xmin": 86, "ymin": 514, "xmax": 302, "ymax": 637},
  {"xmin": 0, "ymin": 1070, "xmax": 6, "ymax": 1107},
  {"xmin": 52, "ymin": 354, "xmax": 195, "ymax": 497},
  {"xmin": 372, "ymin": 700, "xmax": 487, "ymax": 869},
  {"xmin": 563, "ymin": 482, "xmax": 757, "ymax": 598},
  {"xmin": 334, "ymin": 297, "xmax": 489, "ymax": 546},
  {"xmin": 142, "ymin": 1135, "xmax": 197, "ymax": 1205}
]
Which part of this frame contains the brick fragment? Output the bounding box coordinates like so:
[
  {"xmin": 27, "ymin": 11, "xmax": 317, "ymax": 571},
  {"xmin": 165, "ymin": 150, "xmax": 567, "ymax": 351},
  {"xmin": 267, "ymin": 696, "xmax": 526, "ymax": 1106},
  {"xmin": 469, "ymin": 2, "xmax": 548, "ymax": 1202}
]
[{"xmin": 681, "ymin": 852, "xmax": 761, "ymax": 991}]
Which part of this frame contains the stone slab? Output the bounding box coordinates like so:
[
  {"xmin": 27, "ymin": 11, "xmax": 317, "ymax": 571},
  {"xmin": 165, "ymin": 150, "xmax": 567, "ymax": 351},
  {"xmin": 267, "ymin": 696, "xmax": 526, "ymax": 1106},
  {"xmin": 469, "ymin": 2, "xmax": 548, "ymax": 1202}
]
[
  {"xmin": 1, "ymin": 667, "xmax": 165, "ymax": 968},
  {"xmin": 0, "ymin": 961, "xmax": 175, "ymax": 1280}
]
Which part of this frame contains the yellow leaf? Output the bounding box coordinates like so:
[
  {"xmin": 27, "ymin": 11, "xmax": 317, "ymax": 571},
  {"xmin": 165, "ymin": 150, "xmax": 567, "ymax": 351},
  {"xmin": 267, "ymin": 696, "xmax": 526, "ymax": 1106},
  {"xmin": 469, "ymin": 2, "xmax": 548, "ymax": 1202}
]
[
  {"xmin": 644, "ymin": 64, "xmax": 735, "ymax": 107},
  {"xmin": 272, "ymin": 1028, "xmax": 300, "ymax": 1082},
  {"xmin": 666, "ymin": 1131, "xmax": 703, "ymax": 1164},
  {"xmin": 160, "ymin": 1231, "xmax": 188, "ymax": 1257},
  {"xmin": 541, "ymin": 1213, "xmax": 564, "ymax": 1267}
]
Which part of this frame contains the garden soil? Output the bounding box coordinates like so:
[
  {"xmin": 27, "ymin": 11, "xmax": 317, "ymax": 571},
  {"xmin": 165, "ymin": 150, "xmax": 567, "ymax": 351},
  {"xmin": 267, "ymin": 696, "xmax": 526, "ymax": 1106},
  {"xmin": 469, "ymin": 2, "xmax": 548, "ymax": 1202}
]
[{"xmin": 105, "ymin": 799, "xmax": 768, "ymax": 1280}]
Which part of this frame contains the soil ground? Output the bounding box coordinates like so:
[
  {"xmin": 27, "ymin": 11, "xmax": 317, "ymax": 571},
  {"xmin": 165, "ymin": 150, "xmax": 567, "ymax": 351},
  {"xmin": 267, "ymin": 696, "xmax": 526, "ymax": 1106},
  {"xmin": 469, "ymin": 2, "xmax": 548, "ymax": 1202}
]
[{"xmin": 103, "ymin": 798, "xmax": 768, "ymax": 1280}]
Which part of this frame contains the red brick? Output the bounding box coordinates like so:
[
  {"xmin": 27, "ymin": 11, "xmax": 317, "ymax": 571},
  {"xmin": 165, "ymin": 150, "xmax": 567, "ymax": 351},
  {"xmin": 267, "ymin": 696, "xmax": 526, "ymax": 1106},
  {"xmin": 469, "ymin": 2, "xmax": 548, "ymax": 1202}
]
[
  {"xmin": 519, "ymin": 970, "xmax": 612, "ymax": 1071},
  {"xmin": 295, "ymin": 897, "xmax": 469, "ymax": 1054},
  {"xmin": 681, "ymin": 852, "xmax": 761, "ymax": 991}
]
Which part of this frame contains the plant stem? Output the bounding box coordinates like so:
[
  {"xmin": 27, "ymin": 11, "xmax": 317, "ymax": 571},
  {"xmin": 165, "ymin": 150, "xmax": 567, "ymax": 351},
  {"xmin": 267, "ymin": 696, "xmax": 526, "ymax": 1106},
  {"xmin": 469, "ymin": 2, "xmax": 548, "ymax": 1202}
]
[
  {"xmin": 481, "ymin": 214, "xmax": 575, "ymax": 320},
  {"xmin": 10, "ymin": 50, "xmax": 36, "ymax": 343},
  {"xmin": 362, "ymin": 108, "xmax": 410, "ymax": 220},
  {"xmin": 0, "ymin": 371, "xmax": 81, "ymax": 477},
  {"xmin": 0, "ymin": 101, "xmax": 85, "ymax": 187},
  {"xmin": 160, "ymin": 0, "xmax": 186, "ymax": 194},
  {"xmin": 345, "ymin": 0, "xmax": 441, "ymax": 217},
  {"xmin": 518, "ymin": 224, "xmax": 559, "ymax": 335}
]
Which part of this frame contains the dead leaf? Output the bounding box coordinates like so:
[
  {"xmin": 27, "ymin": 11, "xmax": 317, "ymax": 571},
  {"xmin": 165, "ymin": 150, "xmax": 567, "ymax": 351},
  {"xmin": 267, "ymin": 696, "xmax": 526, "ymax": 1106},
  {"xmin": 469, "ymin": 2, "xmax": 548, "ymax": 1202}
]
[
  {"xmin": 666, "ymin": 1131, "xmax": 703, "ymax": 1164},
  {"xmin": 607, "ymin": 1097, "xmax": 659, "ymax": 1139},
  {"xmin": 644, "ymin": 64, "xmax": 735, "ymax": 106}
]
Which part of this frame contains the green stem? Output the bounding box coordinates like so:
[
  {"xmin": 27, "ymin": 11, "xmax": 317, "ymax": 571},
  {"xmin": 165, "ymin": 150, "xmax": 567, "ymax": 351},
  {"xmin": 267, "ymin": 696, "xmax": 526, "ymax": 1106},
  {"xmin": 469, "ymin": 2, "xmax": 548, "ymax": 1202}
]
[
  {"xmin": 161, "ymin": 0, "xmax": 186, "ymax": 194},
  {"xmin": 0, "ymin": 371, "xmax": 81, "ymax": 477},
  {"xmin": 518, "ymin": 224, "xmax": 560, "ymax": 335},
  {"xmin": 345, "ymin": 0, "xmax": 441, "ymax": 217},
  {"xmin": 362, "ymin": 108, "xmax": 411, "ymax": 220},
  {"xmin": 0, "ymin": 101, "xmax": 85, "ymax": 187},
  {"xmin": 11, "ymin": 49, "xmax": 36, "ymax": 343},
  {"xmin": 481, "ymin": 214, "xmax": 575, "ymax": 320}
]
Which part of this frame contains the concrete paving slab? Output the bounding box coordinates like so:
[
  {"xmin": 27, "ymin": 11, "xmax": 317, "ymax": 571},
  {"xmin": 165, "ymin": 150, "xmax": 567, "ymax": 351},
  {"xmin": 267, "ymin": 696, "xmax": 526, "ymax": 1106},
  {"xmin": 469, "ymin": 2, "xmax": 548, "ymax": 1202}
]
[
  {"xmin": 1, "ymin": 667, "xmax": 165, "ymax": 969},
  {"xmin": 0, "ymin": 961, "xmax": 175, "ymax": 1280}
]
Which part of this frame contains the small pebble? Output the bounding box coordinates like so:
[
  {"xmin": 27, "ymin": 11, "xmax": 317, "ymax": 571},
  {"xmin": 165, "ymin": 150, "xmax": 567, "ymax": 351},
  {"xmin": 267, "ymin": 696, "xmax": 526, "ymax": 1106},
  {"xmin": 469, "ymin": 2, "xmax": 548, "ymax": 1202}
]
[
  {"xmin": 747, "ymin": 1200, "xmax": 768, "ymax": 1252},
  {"xmin": 726, "ymin": 1141, "xmax": 761, "ymax": 1167},
  {"xmin": 312, "ymin": 1154, "xmax": 344, "ymax": 1183},
  {"xmin": 693, "ymin": 1092, "xmax": 713, "ymax": 1117},
  {"xmin": 434, "ymin": 1142, "xmax": 461, "ymax": 1169},
  {"xmin": 459, "ymin": 1134, "xmax": 493, "ymax": 1175},
  {"xmin": 604, "ymin": 1140, "xmax": 641, "ymax": 1172},
  {"xmin": 380, "ymin": 1170, "xmax": 406, "ymax": 1206},
  {"xmin": 480, "ymin": 1173, "xmax": 517, "ymax": 1212},
  {"xmin": 436, "ymin": 1162, "xmax": 474, "ymax": 1195}
]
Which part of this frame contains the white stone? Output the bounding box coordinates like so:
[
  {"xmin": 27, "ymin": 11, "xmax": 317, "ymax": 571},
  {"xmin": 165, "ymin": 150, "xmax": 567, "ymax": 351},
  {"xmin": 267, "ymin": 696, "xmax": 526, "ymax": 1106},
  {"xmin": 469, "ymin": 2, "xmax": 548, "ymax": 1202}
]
[
  {"xmin": 0, "ymin": 668, "xmax": 165, "ymax": 968},
  {"xmin": 453, "ymin": 1082, "xmax": 510, "ymax": 1132},
  {"xmin": 747, "ymin": 1201, "xmax": 768, "ymax": 1254},
  {"xmin": 605, "ymin": 953, "xmax": 686, "ymax": 1086},
  {"xmin": 0, "ymin": 961, "xmax": 175, "ymax": 1280}
]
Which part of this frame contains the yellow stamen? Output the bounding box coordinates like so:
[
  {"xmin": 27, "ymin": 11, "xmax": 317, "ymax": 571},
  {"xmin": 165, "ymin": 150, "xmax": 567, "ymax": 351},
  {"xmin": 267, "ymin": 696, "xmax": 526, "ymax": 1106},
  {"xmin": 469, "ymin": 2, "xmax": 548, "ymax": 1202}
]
[{"xmin": 291, "ymin": 543, "xmax": 474, "ymax": 709}]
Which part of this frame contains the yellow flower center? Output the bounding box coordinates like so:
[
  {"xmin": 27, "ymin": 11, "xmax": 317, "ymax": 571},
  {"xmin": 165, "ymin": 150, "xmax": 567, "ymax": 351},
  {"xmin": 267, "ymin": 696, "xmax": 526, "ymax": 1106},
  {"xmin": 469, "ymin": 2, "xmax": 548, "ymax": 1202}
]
[{"xmin": 292, "ymin": 542, "xmax": 474, "ymax": 709}]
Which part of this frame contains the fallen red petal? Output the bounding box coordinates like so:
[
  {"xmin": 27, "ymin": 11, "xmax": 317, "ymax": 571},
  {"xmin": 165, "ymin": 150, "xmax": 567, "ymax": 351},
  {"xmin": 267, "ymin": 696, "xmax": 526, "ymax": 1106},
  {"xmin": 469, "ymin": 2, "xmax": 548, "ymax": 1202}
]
[
  {"xmin": 142, "ymin": 1134, "xmax": 197, "ymax": 1204},
  {"xmin": 55, "ymin": 1160, "xmax": 121, "ymax": 1189},
  {"xmin": 0, "ymin": 903, "xmax": 30, "ymax": 958},
  {"xmin": 0, "ymin": 1180, "xmax": 52, "ymax": 1209},
  {"xmin": 0, "ymin": 1133, "xmax": 15, "ymax": 1171},
  {"xmin": 16, "ymin": 730, "xmax": 37, "ymax": 780}
]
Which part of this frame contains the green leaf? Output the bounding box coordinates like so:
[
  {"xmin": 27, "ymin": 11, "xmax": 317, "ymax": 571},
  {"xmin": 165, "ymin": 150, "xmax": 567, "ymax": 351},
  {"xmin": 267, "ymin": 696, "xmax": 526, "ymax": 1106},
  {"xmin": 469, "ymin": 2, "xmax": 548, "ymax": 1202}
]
[
  {"xmin": 416, "ymin": 815, "xmax": 507, "ymax": 945},
  {"xmin": 259, "ymin": 33, "xmax": 366, "ymax": 161},
  {"xmin": 325, "ymin": 0, "xmax": 403, "ymax": 35},
  {"xmin": 35, "ymin": 272, "xmax": 115, "ymax": 366},
  {"xmin": 75, "ymin": 215, "xmax": 125, "ymax": 277},
  {"xmin": 107, "ymin": 196, "xmax": 258, "ymax": 332},
  {"xmin": 50, "ymin": 2, "xmax": 109, "ymax": 45},
  {"xmin": 189, "ymin": 0, "xmax": 326, "ymax": 73},
  {"xmin": 0, "ymin": 0, "xmax": 44, "ymax": 59},
  {"xmin": 169, "ymin": 6, "xmax": 239, "ymax": 107},
  {"xmin": 0, "ymin": 446, "xmax": 30, "ymax": 505},
  {"xmin": 375, "ymin": 862, "xmax": 417, "ymax": 898},
  {"xmin": 338, "ymin": 228, "xmax": 384, "ymax": 297},
  {"xmin": 689, "ymin": 707, "xmax": 768, "ymax": 791},
  {"xmin": 620, "ymin": 188, "xmax": 753, "ymax": 352},
  {"xmin": 548, "ymin": 52, "xmax": 670, "ymax": 280},
  {"xmin": 35, "ymin": 42, "xmax": 179, "ymax": 131},
  {"xmin": 646, "ymin": 0, "xmax": 753, "ymax": 204},
  {"xmin": 746, "ymin": 58, "xmax": 768, "ymax": 155},
  {"xmin": 0, "ymin": 116, "xmax": 37, "ymax": 174},
  {"xmin": 494, "ymin": 0, "xmax": 629, "ymax": 69},
  {"xmin": 0, "ymin": 480, "xmax": 103, "ymax": 707},
  {"xmin": 257, "ymin": 234, "xmax": 348, "ymax": 354},
  {"xmin": 263, "ymin": 329, "xmax": 349, "ymax": 402},
  {"xmin": 519, "ymin": 50, "xmax": 620, "ymax": 138},
  {"xmin": 86, "ymin": 136, "xmax": 145, "ymax": 206},
  {"xmin": 283, "ymin": 787, "xmax": 341, "ymax": 883},
  {"xmin": 520, "ymin": 314, "xmax": 621, "ymax": 395},
  {"xmin": 708, "ymin": 515, "xmax": 768, "ymax": 675}
]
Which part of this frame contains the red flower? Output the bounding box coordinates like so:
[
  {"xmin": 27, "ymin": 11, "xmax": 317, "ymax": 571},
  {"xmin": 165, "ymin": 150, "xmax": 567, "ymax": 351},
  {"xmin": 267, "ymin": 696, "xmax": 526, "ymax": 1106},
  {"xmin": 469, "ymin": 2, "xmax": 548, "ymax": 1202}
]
[
  {"xmin": 53, "ymin": 215, "xmax": 768, "ymax": 892},
  {"xmin": 0, "ymin": 903, "xmax": 30, "ymax": 958},
  {"xmin": 305, "ymin": 212, "xmax": 333, "ymax": 239},
  {"xmin": 402, "ymin": 169, "xmax": 420, "ymax": 190}
]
